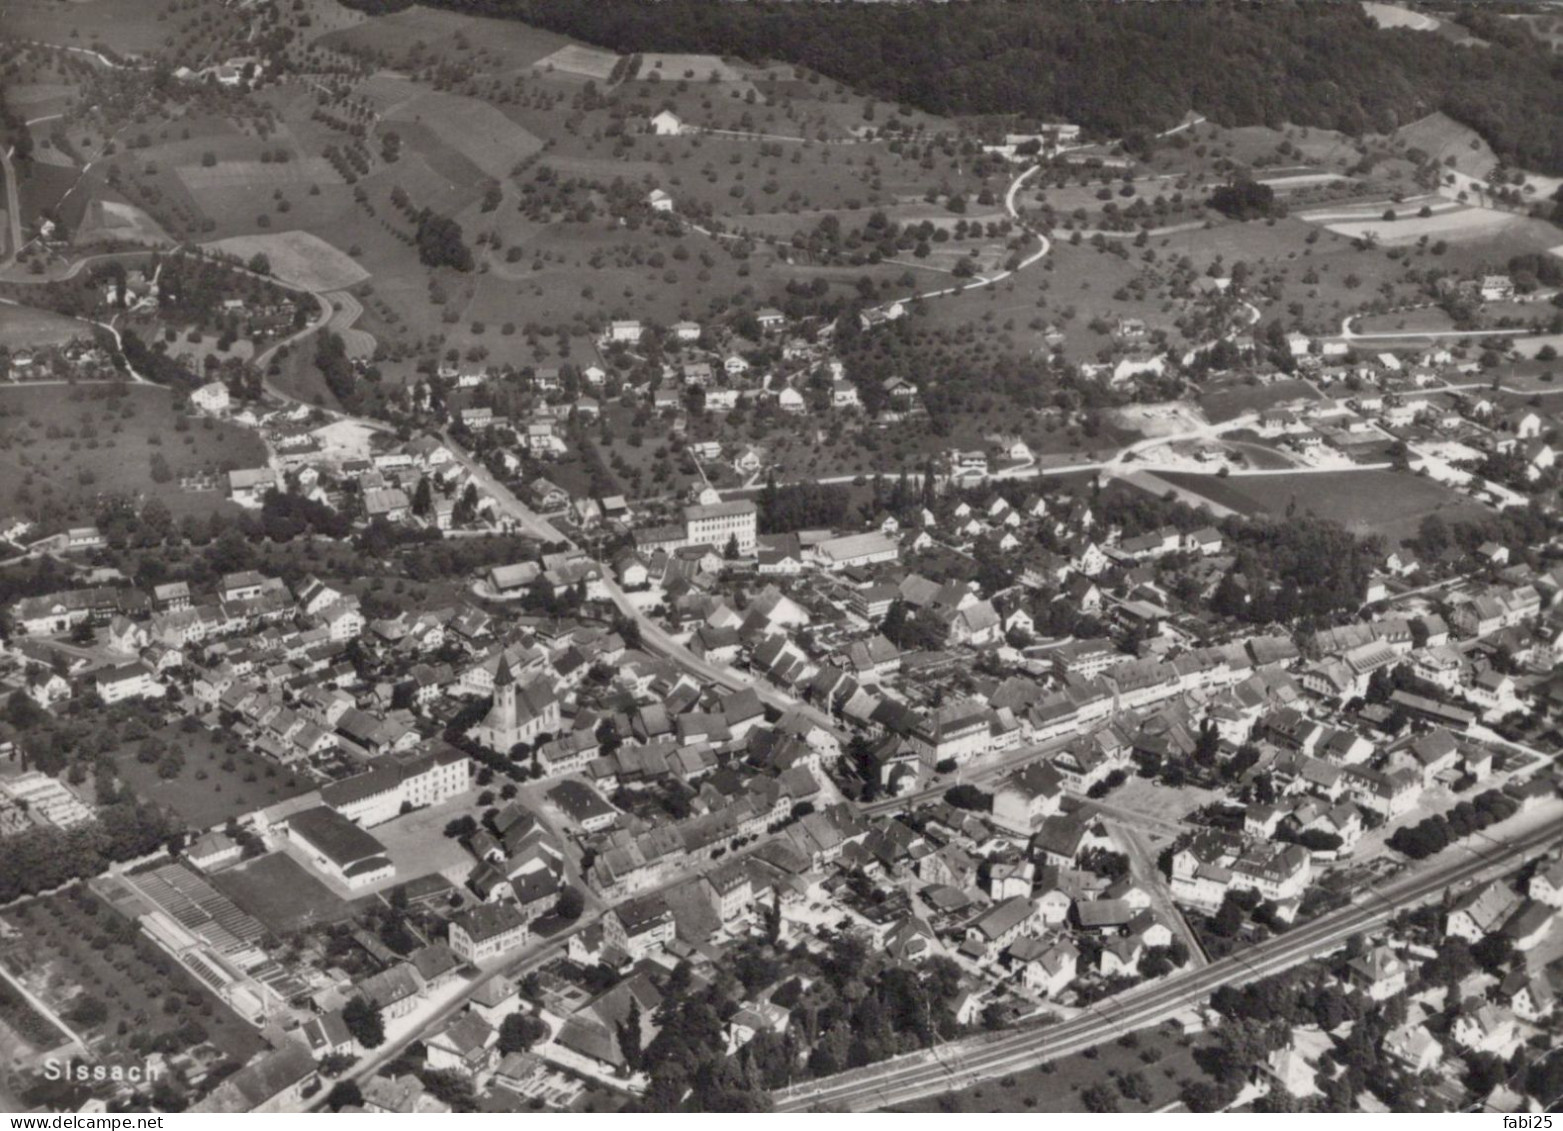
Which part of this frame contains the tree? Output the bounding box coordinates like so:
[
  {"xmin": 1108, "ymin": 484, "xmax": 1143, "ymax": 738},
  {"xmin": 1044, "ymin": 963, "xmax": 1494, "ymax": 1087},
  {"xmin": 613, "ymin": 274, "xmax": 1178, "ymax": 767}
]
[
  {"xmin": 324, "ymin": 1080, "xmax": 363, "ymax": 1111},
  {"xmin": 343, "ymin": 996, "xmax": 385, "ymax": 1049},
  {"xmin": 555, "ymin": 886, "xmax": 585, "ymax": 921},
  {"xmin": 1209, "ymin": 178, "xmax": 1281, "ymax": 221},
  {"xmin": 416, "ymin": 212, "xmax": 474, "ymax": 271},
  {"xmin": 497, "ymin": 1011, "xmax": 549, "ymax": 1054}
]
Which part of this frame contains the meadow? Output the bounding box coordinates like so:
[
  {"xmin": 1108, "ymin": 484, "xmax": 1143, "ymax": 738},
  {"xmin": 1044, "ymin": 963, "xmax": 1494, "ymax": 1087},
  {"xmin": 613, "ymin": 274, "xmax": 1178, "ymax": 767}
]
[{"xmin": 0, "ymin": 383, "xmax": 266, "ymax": 523}]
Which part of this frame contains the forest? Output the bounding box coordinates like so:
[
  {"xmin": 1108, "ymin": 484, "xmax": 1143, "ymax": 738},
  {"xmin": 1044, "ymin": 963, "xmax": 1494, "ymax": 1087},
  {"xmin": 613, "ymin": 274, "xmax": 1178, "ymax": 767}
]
[{"xmin": 346, "ymin": 0, "xmax": 1563, "ymax": 174}]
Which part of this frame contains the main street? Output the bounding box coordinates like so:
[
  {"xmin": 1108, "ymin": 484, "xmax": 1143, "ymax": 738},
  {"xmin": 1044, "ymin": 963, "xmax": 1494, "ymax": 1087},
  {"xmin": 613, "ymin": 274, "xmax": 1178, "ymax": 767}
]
[{"xmin": 774, "ymin": 811, "xmax": 1563, "ymax": 1111}]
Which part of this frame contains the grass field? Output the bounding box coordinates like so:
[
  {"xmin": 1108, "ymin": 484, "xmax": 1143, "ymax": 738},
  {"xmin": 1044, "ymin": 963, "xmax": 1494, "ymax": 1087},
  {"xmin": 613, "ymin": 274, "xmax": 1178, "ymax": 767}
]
[
  {"xmin": 1158, "ymin": 468, "xmax": 1494, "ymax": 544},
  {"xmin": 0, "ymin": 303, "xmax": 91, "ymax": 348},
  {"xmin": 203, "ymin": 230, "xmax": 368, "ymax": 292},
  {"xmin": 211, "ymin": 854, "xmax": 354, "ymax": 936},
  {"xmin": 111, "ymin": 726, "xmax": 315, "ymax": 831},
  {"xmin": 0, "ymin": 384, "xmax": 267, "ymax": 525}
]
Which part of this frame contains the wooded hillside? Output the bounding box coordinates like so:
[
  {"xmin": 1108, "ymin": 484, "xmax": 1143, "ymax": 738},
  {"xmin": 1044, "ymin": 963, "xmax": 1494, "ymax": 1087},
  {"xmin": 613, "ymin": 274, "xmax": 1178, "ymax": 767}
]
[{"xmin": 346, "ymin": 0, "xmax": 1563, "ymax": 175}]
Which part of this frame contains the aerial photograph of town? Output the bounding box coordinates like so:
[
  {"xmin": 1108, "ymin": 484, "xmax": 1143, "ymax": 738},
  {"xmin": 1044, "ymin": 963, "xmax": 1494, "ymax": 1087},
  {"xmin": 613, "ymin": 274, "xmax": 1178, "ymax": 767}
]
[{"xmin": 0, "ymin": 0, "xmax": 1561, "ymax": 1117}]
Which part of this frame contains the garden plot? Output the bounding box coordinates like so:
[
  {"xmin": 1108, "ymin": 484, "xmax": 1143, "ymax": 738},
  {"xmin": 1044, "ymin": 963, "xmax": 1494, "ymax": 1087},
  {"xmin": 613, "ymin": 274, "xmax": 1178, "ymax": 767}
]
[{"xmin": 203, "ymin": 230, "xmax": 368, "ymax": 291}]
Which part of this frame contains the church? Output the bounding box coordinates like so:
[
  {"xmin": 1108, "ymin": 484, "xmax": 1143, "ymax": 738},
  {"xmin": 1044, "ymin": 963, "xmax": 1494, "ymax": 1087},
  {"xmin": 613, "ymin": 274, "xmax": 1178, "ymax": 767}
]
[{"xmin": 470, "ymin": 655, "xmax": 562, "ymax": 753}]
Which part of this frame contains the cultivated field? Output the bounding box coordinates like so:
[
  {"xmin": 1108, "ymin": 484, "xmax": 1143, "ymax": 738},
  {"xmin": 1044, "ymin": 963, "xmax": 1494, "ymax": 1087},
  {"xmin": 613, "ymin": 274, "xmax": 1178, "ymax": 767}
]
[{"xmin": 203, "ymin": 230, "xmax": 368, "ymax": 292}]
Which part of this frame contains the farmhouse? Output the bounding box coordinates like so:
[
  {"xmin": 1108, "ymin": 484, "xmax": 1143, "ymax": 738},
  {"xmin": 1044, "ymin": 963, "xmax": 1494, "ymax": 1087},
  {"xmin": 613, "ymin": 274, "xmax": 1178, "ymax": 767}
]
[{"xmin": 650, "ymin": 110, "xmax": 683, "ymax": 136}]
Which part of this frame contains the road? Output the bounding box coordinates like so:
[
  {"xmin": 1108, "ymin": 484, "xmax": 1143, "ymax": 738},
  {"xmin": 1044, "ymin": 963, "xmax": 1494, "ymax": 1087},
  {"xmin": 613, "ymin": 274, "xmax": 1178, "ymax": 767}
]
[
  {"xmin": 1104, "ymin": 817, "xmax": 1208, "ymax": 968},
  {"xmin": 435, "ymin": 428, "xmax": 572, "ymax": 547},
  {"xmin": 0, "ymin": 140, "xmax": 21, "ymax": 269},
  {"xmin": 774, "ymin": 814, "xmax": 1563, "ymax": 1111}
]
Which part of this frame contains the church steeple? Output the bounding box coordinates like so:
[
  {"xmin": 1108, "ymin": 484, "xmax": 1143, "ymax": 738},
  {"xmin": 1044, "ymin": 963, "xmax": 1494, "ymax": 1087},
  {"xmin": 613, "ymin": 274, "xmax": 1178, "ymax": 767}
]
[{"xmin": 494, "ymin": 652, "xmax": 517, "ymax": 726}]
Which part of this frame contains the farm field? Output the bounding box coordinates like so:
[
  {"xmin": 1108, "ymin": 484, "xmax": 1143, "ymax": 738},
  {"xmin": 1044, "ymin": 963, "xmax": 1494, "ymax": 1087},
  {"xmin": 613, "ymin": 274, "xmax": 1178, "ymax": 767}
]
[
  {"xmin": 1158, "ymin": 468, "xmax": 1494, "ymax": 544},
  {"xmin": 210, "ymin": 854, "xmax": 354, "ymax": 936},
  {"xmin": 110, "ymin": 725, "xmax": 315, "ymax": 831},
  {"xmin": 0, "ymin": 384, "xmax": 266, "ymax": 524}
]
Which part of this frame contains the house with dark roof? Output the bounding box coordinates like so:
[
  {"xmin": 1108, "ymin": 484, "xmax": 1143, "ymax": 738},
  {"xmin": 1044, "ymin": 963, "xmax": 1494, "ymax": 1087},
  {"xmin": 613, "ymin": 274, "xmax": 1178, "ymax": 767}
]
[
  {"xmin": 449, "ymin": 903, "xmax": 528, "ymax": 963},
  {"xmin": 192, "ymin": 1042, "xmax": 317, "ymax": 1113}
]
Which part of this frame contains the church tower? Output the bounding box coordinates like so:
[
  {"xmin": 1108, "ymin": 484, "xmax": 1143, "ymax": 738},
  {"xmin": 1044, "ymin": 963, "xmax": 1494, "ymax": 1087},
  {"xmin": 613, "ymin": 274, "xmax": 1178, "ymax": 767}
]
[{"xmin": 493, "ymin": 653, "xmax": 517, "ymax": 731}]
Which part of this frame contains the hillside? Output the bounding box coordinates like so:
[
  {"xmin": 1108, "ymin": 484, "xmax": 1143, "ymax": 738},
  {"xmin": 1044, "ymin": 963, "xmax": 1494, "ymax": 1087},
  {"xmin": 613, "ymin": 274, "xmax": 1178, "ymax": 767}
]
[{"xmin": 343, "ymin": 0, "xmax": 1563, "ymax": 175}]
